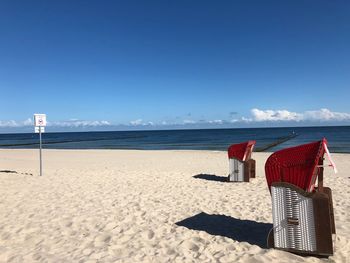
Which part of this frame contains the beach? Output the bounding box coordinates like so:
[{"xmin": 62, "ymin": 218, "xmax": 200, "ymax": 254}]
[{"xmin": 0, "ymin": 149, "xmax": 349, "ymax": 263}]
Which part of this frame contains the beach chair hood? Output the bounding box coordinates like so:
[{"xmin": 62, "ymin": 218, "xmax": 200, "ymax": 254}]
[
  {"xmin": 265, "ymin": 138, "xmax": 336, "ymax": 192},
  {"xmin": 228, "ymin": 140, "xmax": 256, "ymax": 161}
]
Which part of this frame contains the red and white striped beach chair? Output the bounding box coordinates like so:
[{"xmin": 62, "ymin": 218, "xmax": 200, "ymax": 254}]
[
  {"xmin": 228, "ymin": 140, "xmax": 256, "ymax": 182},
  {"xmin": 265, "ymin": 138, "xmax": 337, "ymax": 256}
]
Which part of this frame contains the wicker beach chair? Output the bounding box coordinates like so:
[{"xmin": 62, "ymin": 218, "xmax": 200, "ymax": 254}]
[
  {"xmin": 228, "ymin": 140, "xmax": 256, "ymax": 182},
  {"xmin": 265, "ymin": 138, "xmax": 337, "ymax": 256}
]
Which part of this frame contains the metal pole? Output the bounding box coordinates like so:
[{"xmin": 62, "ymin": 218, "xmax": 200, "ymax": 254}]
[{"xmin": 39, "ymin": 127, "xmax": 42, "ymax": 176}]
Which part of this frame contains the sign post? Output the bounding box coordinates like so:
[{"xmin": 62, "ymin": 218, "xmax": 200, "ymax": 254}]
[{"xmin": 34, "ymin": 114, "xmax": 46, "ymax": 176}]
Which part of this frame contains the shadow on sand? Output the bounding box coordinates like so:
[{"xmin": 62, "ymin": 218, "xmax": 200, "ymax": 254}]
[
  {"xmin": 193, "ymin": 173, "xmax": 228, "ymax": 182},
  {"xmin": 176, "ymin": 212, "xmax": 272, "ymax": 248}
]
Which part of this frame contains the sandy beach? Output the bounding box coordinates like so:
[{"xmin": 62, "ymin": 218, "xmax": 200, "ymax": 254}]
[{"xmin": 0, "ymin": 149, "xmax": 349, "ymax": 263}]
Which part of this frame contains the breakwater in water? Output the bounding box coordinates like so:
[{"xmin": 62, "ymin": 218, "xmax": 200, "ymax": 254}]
[{"xmin": 255, "ymin": 132, "xmax": 299, "ymax": 152}]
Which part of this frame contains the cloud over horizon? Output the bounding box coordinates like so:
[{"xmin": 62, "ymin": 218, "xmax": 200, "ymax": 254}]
[
  {"xmin": 1, "ymin": 108, "xmax": 350, "ymax": 132},
  {"xmin": 49, "ymin": 119, "xmax": 111, "ymax": 127},
  {"xmin": 0, "ymin": 118, "xmax": 111, "ymax": 128},
  {"xmin": 0, "ymin": 118, "xmax": 33, "ymax": 128},
  {"xmin": 129, "ymin": 119, "xmax": 154, "ymax": 126},
  {"xmin": 248, "ymin": 108, "xmax": 350, "ymax": 122}
]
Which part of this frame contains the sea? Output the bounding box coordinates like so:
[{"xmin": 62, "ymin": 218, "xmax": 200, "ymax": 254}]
[{"xmin": 0, "ymin": 126, "xmax": 349, "ymax": 153}]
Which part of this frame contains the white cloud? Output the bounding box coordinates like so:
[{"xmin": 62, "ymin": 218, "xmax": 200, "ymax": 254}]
[
  {"xmin": 23, "ymin": 118, "xmax": 33, "ymax": 126},
  {"xmin": 129, "ymin": 119, "xmax": 154, "ymax": 126},
  {"xmin": 0, "ymin": 118, "xmax": 111, "ymax": 128},
  {"xmin": 48, "ymin": 120, "xmax": 111, "ymax": 127},
  {"xmin": 241, "ymin": 117, "xmax": 253, "ymax": 122},
  {"xmin": 0, "ymin": 118, "xmax": 34, "ymax": 127},
  {"xmin": 183, "ymin": 119, "xmax": 196, "ymax": 124},
  {"xmin": 2, "ymin": 108, "xmax": 349, "ymax": 130},
  {"xmin": 249, "ymin": 108, "xmax": 350, "ymax": 122},
  {"xmin": 126, "ymin": 109, "xmax": 350, "ymax": 127},
  {"xmin": 208, "ymin": 119, "xmax": 224, "ymax": 124},
  {"xmin": 304, "ymin": 108, "xmax": 350, "ymax": 121},
  {"xmin": 0, "ymin": 120, "xmax": 19, "ymax": 127},
  {"xmin": 251, "ymin": 108, "xmax": 303, "ymax": 121},
  {"xmin": 130, "ymin": 119, "xmax": 143, "ymax": 126}
]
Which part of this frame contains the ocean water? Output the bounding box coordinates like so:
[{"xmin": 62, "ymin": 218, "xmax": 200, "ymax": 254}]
[{"xmin": 0, "ymin": 126, "xmax": 349, "ymax": 153}]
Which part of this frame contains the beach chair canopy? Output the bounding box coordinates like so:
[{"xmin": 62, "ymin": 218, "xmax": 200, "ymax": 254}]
[
  {"xmin": 265, "ymin": 138, "xmax": 336, "ymax": 192},
  {"xmin": 228, "ymin": 140, "xmax": 256, "ymax": 162}
]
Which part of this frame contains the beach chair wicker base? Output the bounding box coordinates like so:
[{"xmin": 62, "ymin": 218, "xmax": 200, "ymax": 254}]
[
  {"xmin": 228, "ymin": 158, "xmax": 255, "ymax": 182},
  {"xmin": 267, "ymin": 230, "xmax": 333, "ymax": 258},
  {"xmin": 267, "ymin": 182, "xmax": 333, "ymax": 257}
]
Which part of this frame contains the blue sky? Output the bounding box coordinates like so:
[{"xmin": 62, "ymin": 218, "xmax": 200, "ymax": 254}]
[{"xmin": 0, "ymin": 1, "xmax": 349, "ymax": 132}]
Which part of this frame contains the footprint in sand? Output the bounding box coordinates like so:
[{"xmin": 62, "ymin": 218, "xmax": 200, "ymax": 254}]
[
  {"xmin": 82, "ymin": 248, "xmax": 93, "ymax": 256},
  {"xmin": 94, "ymin": 234, "xmax": 111, "ymax": 248},
  {"xmin": 181, "ymin": 240, "xmax": 199, "ymax": 252},
  {"xmin": 141, "ymin": 230, "xmax": 155, "ymax": 240}
]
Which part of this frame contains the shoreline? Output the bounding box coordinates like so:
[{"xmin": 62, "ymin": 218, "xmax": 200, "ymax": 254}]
[{"xmin": 1, "ymin": 147, "xmax": 350, "ymax": 153}]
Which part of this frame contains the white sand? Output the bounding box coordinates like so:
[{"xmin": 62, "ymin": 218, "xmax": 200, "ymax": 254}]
[{"xmin": 0, "ymin": 149, "xmax": 349, "ymax": 263}]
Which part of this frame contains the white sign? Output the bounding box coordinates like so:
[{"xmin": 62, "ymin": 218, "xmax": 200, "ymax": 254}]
[
  {"xmin": 34, "ymin": 114, "xmax": 47, "ymax": 127},
  {"xmin": 33, "ymin": 113, "xmax": 46, "ymax": 176},
  {"xmin": 35, "ymin": 126, "xmax": 45, "ymax": 133}
]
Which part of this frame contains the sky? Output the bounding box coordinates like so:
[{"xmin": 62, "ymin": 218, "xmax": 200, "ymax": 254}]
[{"xmin": 0, "ymin": 0, "xmax": 349, "ymax": 132}]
